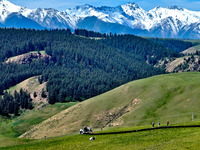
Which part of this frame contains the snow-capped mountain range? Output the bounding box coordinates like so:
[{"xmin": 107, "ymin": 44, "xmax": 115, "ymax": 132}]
[{"xmin": 0, "ymin": 0, "xmax": 200, "ymax": 38}]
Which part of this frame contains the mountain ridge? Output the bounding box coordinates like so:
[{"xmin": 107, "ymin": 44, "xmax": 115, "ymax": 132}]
[{"xmin": 0, "ymin": 0, "xmax": 200, "ymax": 38}]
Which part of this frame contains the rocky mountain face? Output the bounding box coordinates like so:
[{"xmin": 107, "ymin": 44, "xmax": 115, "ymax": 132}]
[{"xmin": 0, "ymin": 0, "xmax": 200, "ymax": 38}]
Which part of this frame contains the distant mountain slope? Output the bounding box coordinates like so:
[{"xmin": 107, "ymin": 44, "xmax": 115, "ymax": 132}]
[
  {"xmin": 0, "ymin": 13, "xmax": 45, "ymax": 29},
  {"xmin": 0, "ymin": 0, "xmax": 200, "ymax": 38},
  {"xmin": 20, "ymin": 72, "xmax": 200, "ymax": 139},
  {"xmin": 77, "ymin": 16, "xmax": 148, "ymax": 35}
]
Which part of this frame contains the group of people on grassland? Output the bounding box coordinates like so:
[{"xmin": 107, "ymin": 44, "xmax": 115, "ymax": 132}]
[
  {"xmin": 80, "ymin": 126, "xmax": 93, "ymax": 134},
  {"xmin": 80, "ymin": 126, "xmax": 96, "ymax": 141},
  {"xmin": 79, "ymin": 121, "xmax": 170, "ymax": 141},
  {"xmin": 152, "ymin": 120, "xmax": 169, "ymax": 128}
]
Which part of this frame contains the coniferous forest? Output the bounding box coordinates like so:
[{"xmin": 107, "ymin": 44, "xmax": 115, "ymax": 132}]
[
  {"xmin": 0, "ymin": 28, "xmax": 193, "ymax": 116},
  {"xmin": 0, "ymin": 89, "xmax": 33, "ymax": 116}
]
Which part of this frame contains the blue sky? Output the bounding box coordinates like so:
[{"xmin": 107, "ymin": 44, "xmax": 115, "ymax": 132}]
[{"xmin": 9, "ymin": 0, "xmax": 200, "ymax": 11}]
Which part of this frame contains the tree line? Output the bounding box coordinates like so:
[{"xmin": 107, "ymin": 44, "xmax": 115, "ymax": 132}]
[
  {"xmin": 0, "ymin": 89, "xmax": 33, "ymax": 117},
  {"xmin": 149, "ymin": 38, "xmax": 192, "ymax": 53}
]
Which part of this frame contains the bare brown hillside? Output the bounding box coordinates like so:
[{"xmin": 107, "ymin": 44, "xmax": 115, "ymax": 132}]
[
  {"xmin": 5, "ymin": 52, "xmax": 51, "ymax": 64},
  {"xmin": 181, "ymin": 47, "xmax": 198, "ymax": 55},
  {"xmin": 166, "ymin": 55, "xmax": 200, "ymax": 72}
]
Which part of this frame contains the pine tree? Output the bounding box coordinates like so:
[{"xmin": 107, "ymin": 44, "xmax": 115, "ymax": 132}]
[
  {"xmin": 14, "ymin": 103, "xmax": 19, "ymax": 116},
  {"xmin": 33, "ymin": 92, "xmax": 37, "ymax": 98},
  {"xmin": 41, "ymin": 89, "xmax": 47, "ymax": 98}
]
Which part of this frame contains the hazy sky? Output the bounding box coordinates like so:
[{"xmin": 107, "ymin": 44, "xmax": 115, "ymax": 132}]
[{"xmin": 9, "ymin": 0, "xmax": 200, "ymax": 11}]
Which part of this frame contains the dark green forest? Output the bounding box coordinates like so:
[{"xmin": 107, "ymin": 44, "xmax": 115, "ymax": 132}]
[
  {"xmin": 149, "ymin": 38, "xmax": 192, "ymax": 53},
  {"xmin": 0, "ymin": 28, "xmax": 193, "ymax": 113},
  {"xmin": 75, "ymin": 29, "xmax": 192, "ymax": 54},
  {"xmin": 0, "ymin": 89, "xmax": 33, "ymax": 116}
]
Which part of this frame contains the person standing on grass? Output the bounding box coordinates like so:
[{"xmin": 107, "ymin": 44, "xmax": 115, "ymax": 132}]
[
  {"xmin": 158, "ymin": 122, "xmax": 160, "ymax": 127},
  {"xmin": 84, "ymin": 126, "xmax": 87, "ymax": 133},
  {"xmin": 167, "ymin": 120, "xmax": 169, "ymax": 127},
  {"xmin": 80, "ymin": 129, "xmax": 83, "ymax": 134},
  {"xmin": 152, "ymin": 122, "xmax": 155, "ymax": 128}
]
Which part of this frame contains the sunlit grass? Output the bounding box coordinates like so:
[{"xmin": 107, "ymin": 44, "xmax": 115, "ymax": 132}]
[{"xmin": 1, "ymin": 122, "xmax": 200, "ymax": 150}]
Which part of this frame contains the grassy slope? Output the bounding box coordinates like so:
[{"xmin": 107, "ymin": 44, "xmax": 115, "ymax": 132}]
[
  {"xmin": 20, "ymin": 72, "xmax": 200, "ymax": 139},
  {"xmin": 6, "ymin": 76, "xmax": 41, "ymax": 94},
  {"xmin": 0, "ymin": 103, "xmax": 77, "ymax": 147},
  {"xmin": 2, "ymin": 122, "xmax": 200, "ymax": 150},
  {"xmin": 182, "ymin": 39, "xmax": 200, "ymax": 54},
  {"xmin": 165, "ymin": 56, "xmax": 189, "ymax": 72},
  {"xmin": 13, "ymin": 103, "xmax": 78, "ymax": 135},
  {"xmin": 5, "ymin": 76, "xmax": 49, "ymax": 105}
]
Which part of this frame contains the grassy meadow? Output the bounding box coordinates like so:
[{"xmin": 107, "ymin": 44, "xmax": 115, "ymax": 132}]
[
  {"xmin": 1, "ymin": 122, "xmax": 200, "ymax": 149},
  {"xmin": 0, "ymin": 102, "xmax": 77, "ymax": 147},
  {"xmin": 1, "ymin": 72, "xmax": 200, "ymax": 149}
]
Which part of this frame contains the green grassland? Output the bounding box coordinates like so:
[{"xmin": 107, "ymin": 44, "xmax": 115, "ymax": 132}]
[
  {"xmin": 0, "ymin": 102, "xmax": 77, "ymax": 147},
  {"xmin": 2, "ymin": 122, "xmax": 200, "ymax": 150},
  {"xmin": 1, "ymin": 72, "xmax": 200, "ymax": 149},
  {"xmin": 13, "ymin": 102, "xmax": 78, "ymax": 135},
  {"xmin": 19, "ymin": 72, "xmax": 200, "ymax": 139}
]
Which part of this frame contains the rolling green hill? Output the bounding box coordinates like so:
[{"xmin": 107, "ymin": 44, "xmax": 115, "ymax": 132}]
[{"xmin": 20, "ymin": 72, "xmax": 200, "ymax": 139}]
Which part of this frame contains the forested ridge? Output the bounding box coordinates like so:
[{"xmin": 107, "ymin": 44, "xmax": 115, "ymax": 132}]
[
  {"xmin": 0, "ymin": 28, "xmax": 191, "ymax": 112},
  {"xmin": 149, "ymin": 38, "xmax": 192, "ymax": 53},
  {"xmin": 74, "ymin": 29, "xmax": 192, "ymax": 54}
]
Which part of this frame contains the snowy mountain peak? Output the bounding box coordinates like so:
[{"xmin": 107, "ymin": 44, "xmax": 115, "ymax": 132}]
[
  {"xmin": 125, "ymin": 2, "xmax": 139, "ymax": 8},
  {"xmin": 0, "ymin": 0, "xmax": 21, "ymax": 10},
  {"xmin": 168, "ymin": 5, "xmax": 183, "ymax": 11},
  {"xmin": 0, "ymin": 0, "xmax": 10, "ymax": 3},
  {"xmin": 121, "ymin": 2, "xmax": 145, "ymax": 16},
  {"xmin": 34, "ymin": 8, "xmax": 58, "ymax": 13},
  {"xmin": 0, "ymin": 0, "xmax": 23, "ymax": 22},
  {"xmin": 0, "ymin": 0, "xmax": 200, "ymax": 38},
  {"xmin": 154, "ymin": 6, "xmax": 161, "ymax": 9},
  {"xmin": 75, "ymin": 4, "xmax": 94, "ymax": 10}
]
